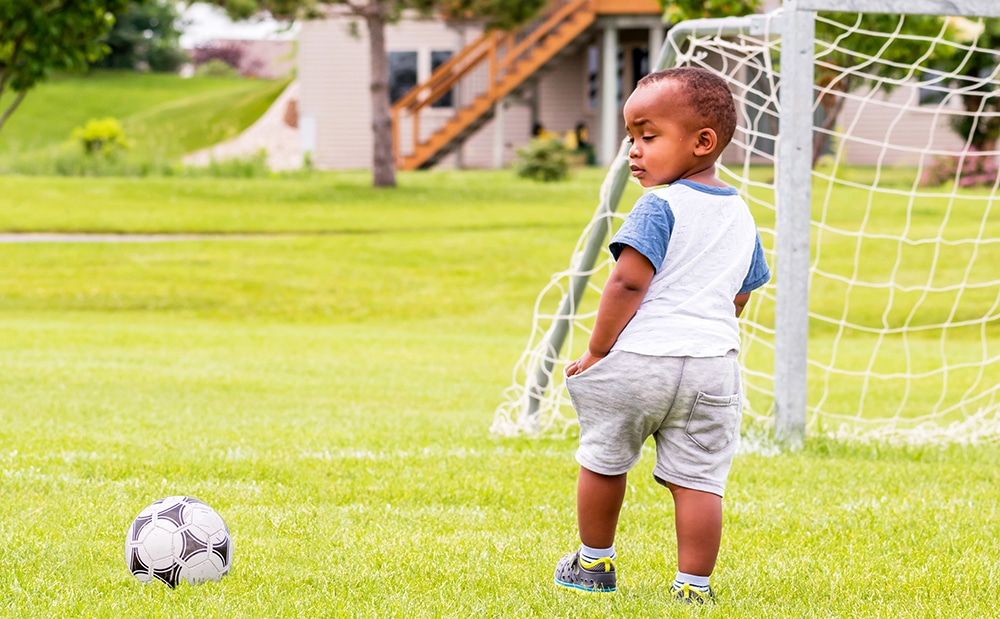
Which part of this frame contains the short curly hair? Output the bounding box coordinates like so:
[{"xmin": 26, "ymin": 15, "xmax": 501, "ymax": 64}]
[{"xmin": 636, "ymin": 67, "xmax": 737, "ymax": 151}]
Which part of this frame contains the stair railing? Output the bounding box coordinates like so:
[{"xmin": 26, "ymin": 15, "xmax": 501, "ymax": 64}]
[{"xmin": 392, "ymin": 0, "xmax": 593, "ymax": 169}]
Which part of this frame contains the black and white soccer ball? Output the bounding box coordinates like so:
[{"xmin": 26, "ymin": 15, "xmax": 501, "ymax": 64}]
[{"xmin": 124, "ymin": 496, "xmax": 233, "ymax": 588}]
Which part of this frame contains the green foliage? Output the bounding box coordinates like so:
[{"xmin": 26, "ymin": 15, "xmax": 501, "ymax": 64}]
[
  {"xmin": 660, "ymin": 0, "xmax": 762, "ymax": 23},
  {"xmin": 93, "ymin": 0, "xmax": 188, "ymax": 72},
  {"xmin": 173, "ymin": 148, "xmax": 273, "ymax": 178},
  {"xmin": 814, "ymin": 13, "xmax": 950, "ymax": 93},
  {"xmin": 513, "ymin": 137, "xmax": 570, "ymax": 182},
  {"xmin": 194, "ymin": 58, "xmax": 242, "ymax": 78},
  {"xmin": 72, "ymin": 117, "xmax": 129, "ymax": 156},
  {"xmin": 438, "ymin": 0, "xmax": 548, "ymax": 29},
  {"xmin": 936, "ymin": 18, "xmax": 1000, "ymax": 151},
  {"xmin": 0, "ymin": 0, "xmax": 132, "ymax": 132}
]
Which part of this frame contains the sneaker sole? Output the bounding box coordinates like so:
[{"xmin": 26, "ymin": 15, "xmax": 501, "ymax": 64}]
[{"xmin": 554, "ymin": 577, "xmax": 616, "ymax": 594}]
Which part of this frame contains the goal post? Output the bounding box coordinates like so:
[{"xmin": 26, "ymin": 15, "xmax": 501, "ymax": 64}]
[
  {"xmin": 493, "ymin": 0, "xmax": 1000, "ymax": 446},
  {"xmin": 775, "ymin": 0, "xmax": 1000, "ymax": 445}
]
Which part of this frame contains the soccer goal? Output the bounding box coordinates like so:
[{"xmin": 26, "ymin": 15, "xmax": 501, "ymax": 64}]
[{"xmin": 492, "ymin": 0, "xmax": 1000, "ymax": 446}]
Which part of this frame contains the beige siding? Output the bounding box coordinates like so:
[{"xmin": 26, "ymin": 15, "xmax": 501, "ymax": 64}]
[
  {"xmin": 298, "ymin": 18, "xmax": 372, "ymax": 169},
  {"xmin": 300, "ymin": 15, "xmax": 498, "ymax": 170},
  {"xmin": 539, "ymin": 51, "xmax": 596, "ymax": 139},
  {"xmin": 834, "ymin": 84, "xmax": 965, "ymax": 166}
]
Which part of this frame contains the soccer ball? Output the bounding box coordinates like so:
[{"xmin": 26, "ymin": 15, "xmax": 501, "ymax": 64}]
[{"xmin": 124, "ymin": 496, "xmax": 233, "ymax": 588}]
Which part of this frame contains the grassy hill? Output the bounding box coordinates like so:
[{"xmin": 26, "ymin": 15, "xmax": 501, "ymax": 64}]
[{"xmin": 0, "ymin": 71, "xmax": 289, "ymax": 168}]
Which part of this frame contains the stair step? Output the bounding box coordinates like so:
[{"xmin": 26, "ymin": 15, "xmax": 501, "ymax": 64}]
[{"xmin": 396, "ymin": 3, "xmax": 596, "ymax": 170}]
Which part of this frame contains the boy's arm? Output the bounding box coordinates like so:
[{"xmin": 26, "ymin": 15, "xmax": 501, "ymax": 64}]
[
  {"xmin": 734, "ymin": 292, "xmax": 751, "ymax": 317},
  {"xmin": 565, "ymin": 246, "xmax": 654, "ymax": 376}
]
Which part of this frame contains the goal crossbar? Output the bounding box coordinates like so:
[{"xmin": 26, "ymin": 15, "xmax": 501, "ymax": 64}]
[{"xmin": 797, "ymin": 0, "xmax": 1000, "ymax": 17}]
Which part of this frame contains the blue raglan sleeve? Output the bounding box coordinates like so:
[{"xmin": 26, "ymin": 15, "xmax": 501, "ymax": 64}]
[
  {"xmin": 738, "ymin": 233, "xmax": 771, "ymax": 294},
  {"xmin": 608, "ymin": 193, "xmax": 675, "ymax": 273}
]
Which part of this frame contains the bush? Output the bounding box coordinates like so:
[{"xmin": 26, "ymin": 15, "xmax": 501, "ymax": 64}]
[
  {"xmin": 513, "ymin": 138, "xmax": 570, "ymax": 182},
  {"xmin": 920, "ymin": 149, "xmax": 1000, "ymax": 187},
  {"xmin": 71, "ymin": 118, "xmax": 130, "ymax": 156},
  {"xmin": 191, "ymin": 42, "xmax": 263, "ymax": 77},
  {"xmin": 194, "ymin": 59, "xmax": 241, "ymax": 79}
]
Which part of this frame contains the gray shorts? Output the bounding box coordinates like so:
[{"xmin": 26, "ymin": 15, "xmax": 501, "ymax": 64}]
[{"xmin": 565, "ymin": 350, "xmax": 742, "ymax": 497}]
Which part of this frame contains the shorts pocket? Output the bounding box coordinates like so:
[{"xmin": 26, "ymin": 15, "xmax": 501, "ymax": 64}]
[{"xmin": 685, "ymin": 392, "xmax": 742, "ymax": 453}]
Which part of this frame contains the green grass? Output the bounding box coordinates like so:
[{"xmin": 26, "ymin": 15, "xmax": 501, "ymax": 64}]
[
  {"xmin": 1, "ymin": 169, "xmax": 999, "ymax": 617},
  {"xmin": 0, "ymin": 71, "xmax": 289, "ymax": 169}
]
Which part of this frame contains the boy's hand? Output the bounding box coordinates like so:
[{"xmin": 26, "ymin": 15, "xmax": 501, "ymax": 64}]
[{"xmin": 565, "ymin": 350, "xmax": 606, "ymax": 376}]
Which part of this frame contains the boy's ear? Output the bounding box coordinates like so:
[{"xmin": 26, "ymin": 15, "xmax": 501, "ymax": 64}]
[{"xmin": 694, "ymin": 128, "xmax": 718, "ymax": 156}]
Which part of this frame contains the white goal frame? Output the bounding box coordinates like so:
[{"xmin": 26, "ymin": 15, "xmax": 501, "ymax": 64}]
[
  {"xmin": 499, "ymin": 0, "xmax": 1000, "ymax": 446},
  {"xmin": 776, "ymin": 0, "xmax": 1000, "ymax": 446}
]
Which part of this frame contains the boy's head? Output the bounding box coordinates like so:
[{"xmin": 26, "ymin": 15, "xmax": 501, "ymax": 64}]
[{"xmin": 623, "ymin": 67, "xmax": 737, "ymax": 187}]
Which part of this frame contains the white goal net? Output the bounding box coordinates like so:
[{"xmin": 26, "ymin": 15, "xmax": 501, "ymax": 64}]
[{"xmin": 492, "ymin": 7, "xmax": 1000, "ymax": 445}]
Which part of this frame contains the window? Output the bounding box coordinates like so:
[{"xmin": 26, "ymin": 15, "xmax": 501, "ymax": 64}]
[
  {"xmin": 389, "ymin": 51, "xmax": 418, "ymax": 104},
  {"xmin": 430, "ymin": 50, "xmax": 454, "ymax": 108}
]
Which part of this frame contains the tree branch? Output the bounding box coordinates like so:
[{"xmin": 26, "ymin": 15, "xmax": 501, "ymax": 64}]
[{"xmin": 0, "ymin": 90, "xmax": 27, "ymax": 133}]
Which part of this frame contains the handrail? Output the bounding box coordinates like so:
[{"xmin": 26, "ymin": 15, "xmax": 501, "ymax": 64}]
[{"xmin": 496, "ymin": 0, "xmax": 588, "ymax": 75}]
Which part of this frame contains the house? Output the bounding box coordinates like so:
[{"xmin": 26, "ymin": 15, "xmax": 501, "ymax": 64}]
[
  {"xmin": 297, "ymin": 0, "xmax": 667, "ymax": 170},
  {"xmin": 295, "ymin": 0, "xmax": 968, "ymax": 172}
]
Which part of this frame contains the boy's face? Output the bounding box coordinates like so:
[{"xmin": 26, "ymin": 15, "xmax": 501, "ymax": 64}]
[{"xmin": 623, "ymin": 80, "xmax": 714, "ymax": 187}]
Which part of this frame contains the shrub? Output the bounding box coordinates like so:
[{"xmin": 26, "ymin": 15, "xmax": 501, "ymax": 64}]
[
  {"xmin": 513, "ymin": 137, "xmax": 570, "ymax": 182},
  {"xmin": 194, "ymin": 59, "xmax": 241, "ymax": 78},
  {"xmin": 191, "ymin": 42, "xmax": 244, "ymax": 69},
  {"xmin": 71, "ymin": 118, "xmax": 130, "ymax": 156},
  {"xmin": 920, "ymin": 149, "xmax": 1000, "ymax": 187},
  {"xmin": 191, "ymin": 42, "xmax": 263, "ymax": 77}
]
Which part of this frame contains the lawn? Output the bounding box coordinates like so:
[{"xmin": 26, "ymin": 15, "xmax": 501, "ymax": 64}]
[
  {"xmin": 1, "ymin": 170, "xmax": 999, "ymax": 617},
  {"xmin": 0, "ymin": 71, "xmax": 289, "ymax": 169}
]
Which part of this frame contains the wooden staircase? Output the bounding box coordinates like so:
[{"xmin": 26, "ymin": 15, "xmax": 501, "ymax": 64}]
[{"xmin": 391, "ymin": 0, "xmax": 596, "ymax": 170}]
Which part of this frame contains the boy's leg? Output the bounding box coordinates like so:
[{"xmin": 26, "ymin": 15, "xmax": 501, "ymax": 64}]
[
  {"xmin": 577, "ymin": 466, "xmax": 627, "ymax": 547},
  {"xmin": 553, "ymin": 467, "xmax": 625, "ymax": 593},
  {"xmin": 665, "ymin": 481, "xmax": 722, "ymax": 576}
]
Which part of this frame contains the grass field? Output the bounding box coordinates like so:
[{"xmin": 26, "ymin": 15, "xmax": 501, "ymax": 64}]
[{"xmin": 2, "ymin": 169, "xmax": 999, "ymax": 617}]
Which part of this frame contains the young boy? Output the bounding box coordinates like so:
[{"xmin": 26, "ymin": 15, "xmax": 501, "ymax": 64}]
[{"xmin": 553, "ymin": 66, "xmax": 770, "ymax": 603}]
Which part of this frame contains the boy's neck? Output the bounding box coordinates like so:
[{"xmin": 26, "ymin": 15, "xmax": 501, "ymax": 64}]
[{"xmin": 680, "ymin": 165, "xmax": 726, "ymax": 188}]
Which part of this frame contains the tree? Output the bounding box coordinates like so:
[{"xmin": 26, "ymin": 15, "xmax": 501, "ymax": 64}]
[
  {"xmin": 809, "ymin": 12, "xmax": 951, "ymax": 163},
  {"xmin": 0, "ymin": 0, "xmax": 134, "ymax": 134},
  {"xmin": 659, "ymin": 4, "xmax": 968, "ymax": 166},
  {"xmin": 206, "ymin": 0, "xmax": 547, "ymax": 187},
  {"xmin": 660, "ymin": 0, "xmax": 762, "ymax": 23},
  {"xmin": 93, "ymin": 0, "xmax": 188, "ymax": 72},
  {"xmin": 934, "ymin": 17, "xmax": 1000, "ymax": 153}
]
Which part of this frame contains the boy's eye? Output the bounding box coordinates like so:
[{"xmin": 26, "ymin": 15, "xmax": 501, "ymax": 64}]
[{"xmin": 642, "ymin": 135, "xmax": 655, "ymax": 141}]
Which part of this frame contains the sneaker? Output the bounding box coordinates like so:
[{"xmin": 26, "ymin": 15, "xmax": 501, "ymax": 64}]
[
  {"xmin": 670, "ymin": 582, "xmax": 715, "ymax": 604},
  {"xmin": 554, "ymin": 549, "xmax": 617, "ymax": 593}
]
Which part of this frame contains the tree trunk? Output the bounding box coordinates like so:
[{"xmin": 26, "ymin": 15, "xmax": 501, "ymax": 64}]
[
  {"xmin": 366, "ymin": 8, "xmax": 396, "ymax": 188},
  {"xmin": 811, "ymin": 73, "xmax": 851, "ymax": 166},
  {"xmin": 0, "ymin": 90, "xmax": 27, "ymax": 134}
]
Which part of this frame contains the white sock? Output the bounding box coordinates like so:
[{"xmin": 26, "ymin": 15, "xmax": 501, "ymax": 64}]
[
  {"xmin": 674, "ymin": 571, "xmax": 710, "ymax": 588},
  {"xmin": 580, "ymin": 543, "xmax": 616, "ymax": 561}
]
